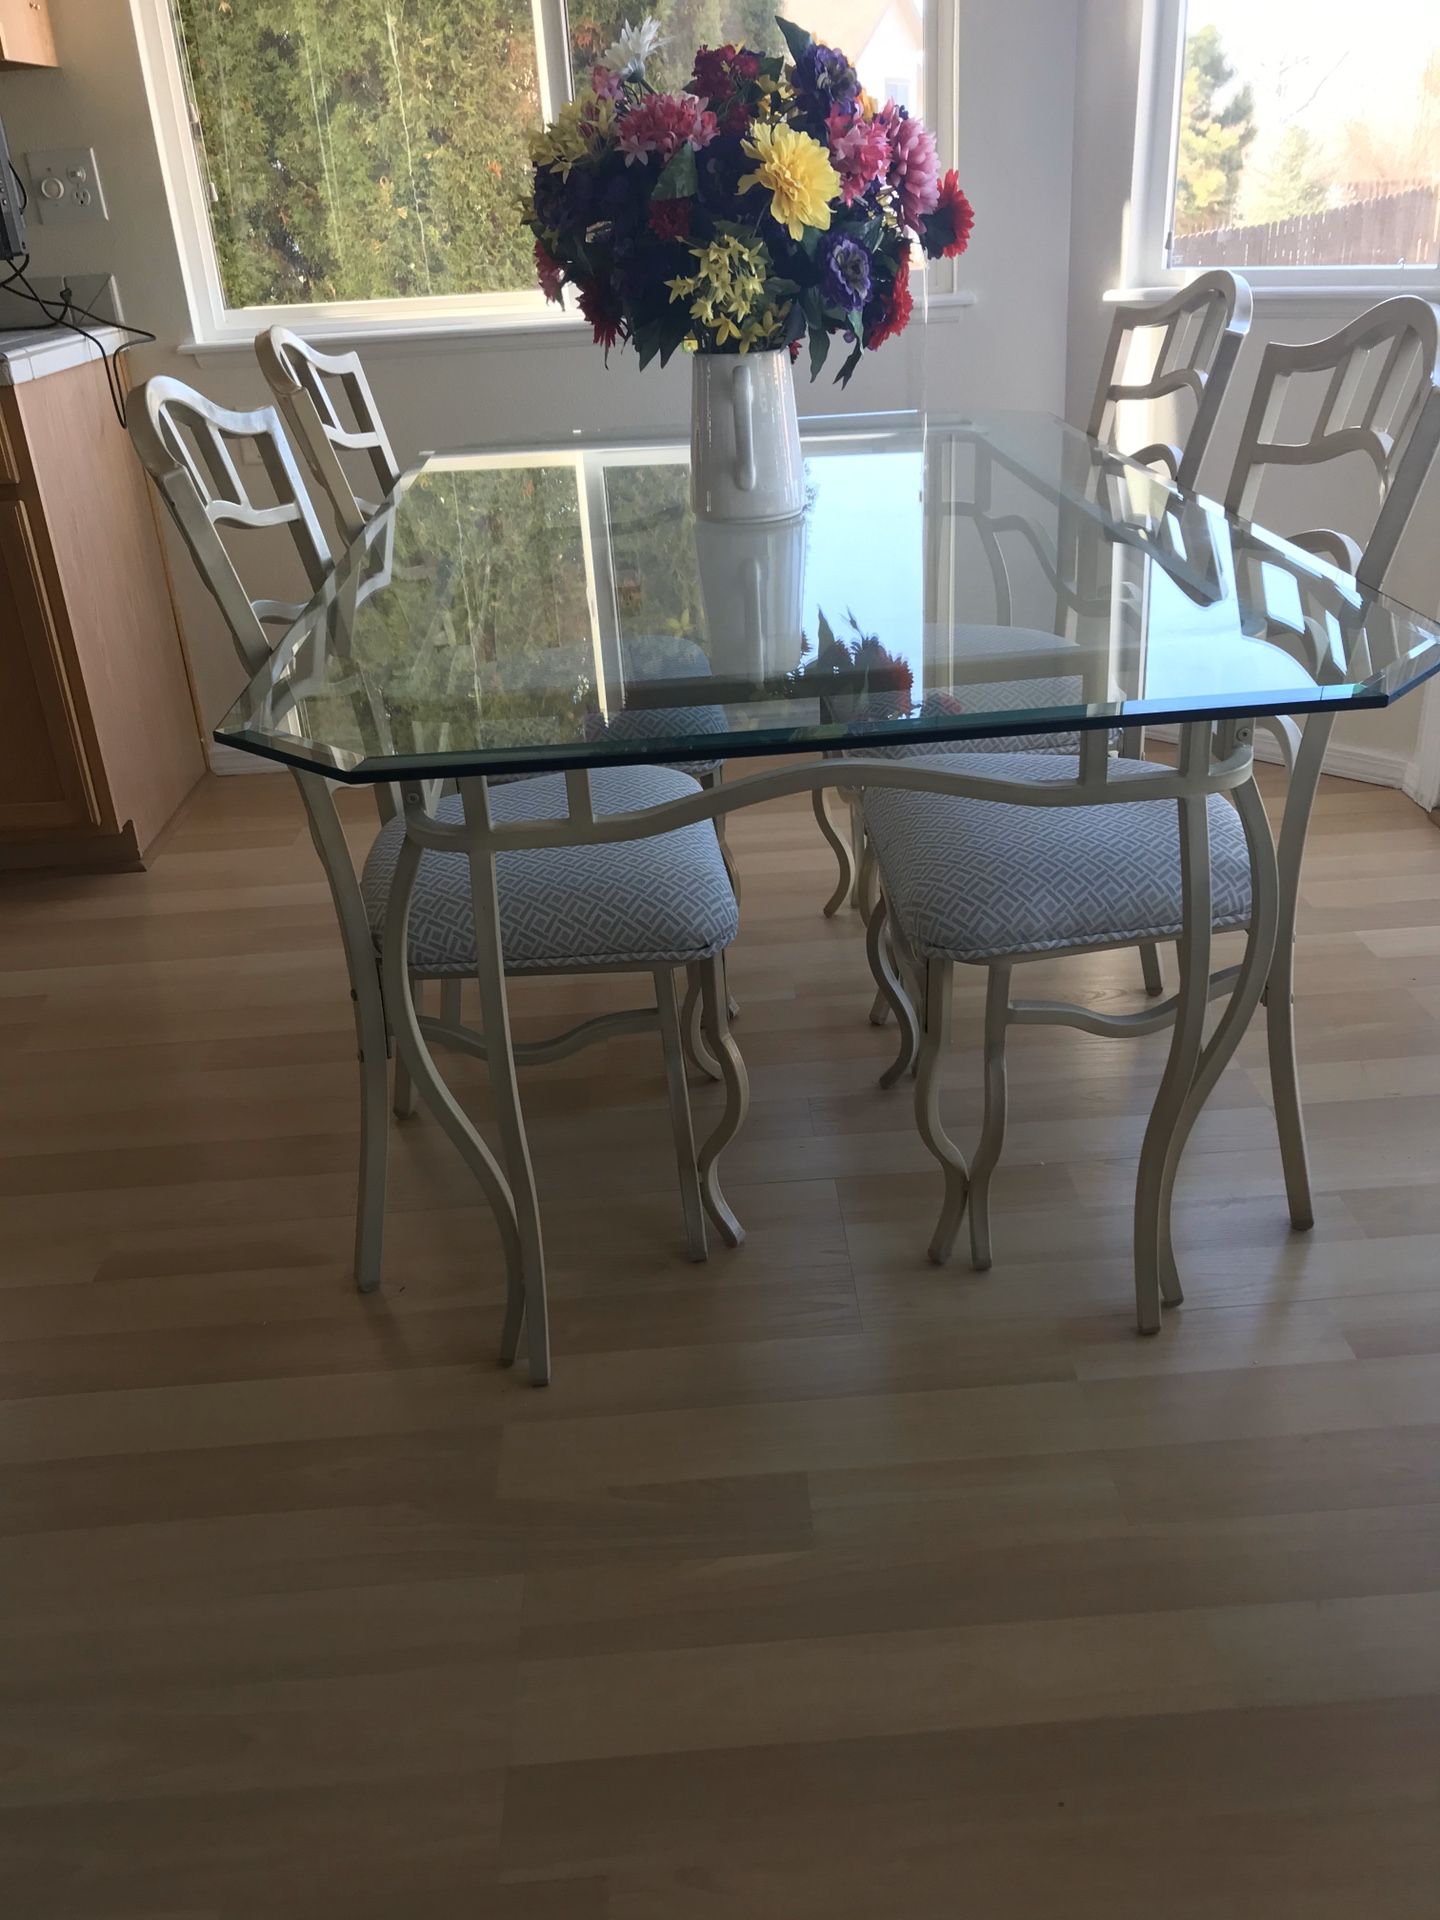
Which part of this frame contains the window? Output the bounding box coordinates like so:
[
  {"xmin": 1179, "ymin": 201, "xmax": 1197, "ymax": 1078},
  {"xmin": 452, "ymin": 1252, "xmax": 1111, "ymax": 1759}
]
[
  {"xmin": 1135, "ymin": 0, "xmax": 1440, "ymax": 285},
  {"xmin": 134, "ymin": 0, "xmax": 936, "ymax": 344}
]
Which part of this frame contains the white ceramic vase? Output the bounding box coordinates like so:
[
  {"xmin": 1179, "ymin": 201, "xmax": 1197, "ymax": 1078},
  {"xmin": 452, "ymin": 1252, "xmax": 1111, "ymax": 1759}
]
[
  {"xmin": 690, "ymin": 348, "xmax": 804, "ymax": 524},
  {"xmin": 694, "ymin": 513, "xmax": 808, "ymax": 681}
]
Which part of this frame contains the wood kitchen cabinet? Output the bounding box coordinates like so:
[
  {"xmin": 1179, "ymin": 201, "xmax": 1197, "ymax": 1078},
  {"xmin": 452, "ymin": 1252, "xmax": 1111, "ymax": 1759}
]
[
  {"xmin": 0, "ymin": 338, "xmax": 204, "ymax": 868},
  {"xmin": 0, "ymin": 0, "xmax": 57, "ymax": 67}
]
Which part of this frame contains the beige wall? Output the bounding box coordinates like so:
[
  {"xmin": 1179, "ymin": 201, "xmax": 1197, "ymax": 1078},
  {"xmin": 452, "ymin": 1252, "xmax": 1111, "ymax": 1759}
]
[
  {"xmin": 1067, "ymin": 0, "xmax": 1440, "ymax": 779},
  {"xmin": 0, "ymin": 0, "xmax": 1068, "ymax": 732}
]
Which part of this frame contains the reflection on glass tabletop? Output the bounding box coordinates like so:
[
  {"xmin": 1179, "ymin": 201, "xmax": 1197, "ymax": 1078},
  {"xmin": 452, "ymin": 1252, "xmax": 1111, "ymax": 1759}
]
[{"xmin": 214, "ymin": 410, "xmax": 1440, "ymax": 784}]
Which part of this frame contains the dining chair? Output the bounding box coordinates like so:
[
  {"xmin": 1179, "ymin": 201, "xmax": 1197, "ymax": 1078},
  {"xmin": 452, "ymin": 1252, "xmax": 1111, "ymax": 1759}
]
[
  {"xmin": 1216, "ymin": 293, "xmax": 1440, "ymax": 1228},
  {"xmin": 859, "ymin": 294, "xmax": 1440, "ymax": 1304},
  {"xmin": 815, "ymin": 270, "xmax": 1254, "ymax": 923},
  {"xmin": 259, "ymin": 324, "xmax": 740, "ymax": 1092},
  {"xmin": 129, "ymin": 374, "xmax": 745, "ymax": 1306},
  {"xmin": 254, "ymin": 326, "xmax": 401, "ymax": 542}
]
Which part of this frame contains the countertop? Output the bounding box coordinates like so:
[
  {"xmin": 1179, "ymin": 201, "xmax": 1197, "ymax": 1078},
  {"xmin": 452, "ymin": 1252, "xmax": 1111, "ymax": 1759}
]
[{"xmin": 0, "ymin": 323, "xmax": 127, "ymax": 387}]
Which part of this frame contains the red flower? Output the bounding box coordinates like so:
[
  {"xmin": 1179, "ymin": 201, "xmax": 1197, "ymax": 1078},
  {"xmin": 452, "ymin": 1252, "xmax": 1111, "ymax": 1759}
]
[
  {"xmin": 690, "ymin": 43, "xmax": 761, "ymax": 133},
  {"xmin": 533, "ymin": 239, "xmax": 565, "ymax": 304},
  {"xmin": 577, "ymin": 278, "xmax": 625, "ymax": 357},
  {"xmin": 865, "ymin": 253, "xmax": 913, "ymax": 351},
  {"xmin": 922, "ymin": 169, "xmax": 975, "ymax": 259},
  {"xmin": 649, "ymin": 196, "xmax": 693, "ymax": 241}
]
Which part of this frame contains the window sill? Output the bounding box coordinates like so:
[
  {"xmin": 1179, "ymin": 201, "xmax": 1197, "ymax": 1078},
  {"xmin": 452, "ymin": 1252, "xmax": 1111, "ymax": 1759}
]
[{"xmin": 180, "ymin": 291, "xmax": 976, "ymax": 357}]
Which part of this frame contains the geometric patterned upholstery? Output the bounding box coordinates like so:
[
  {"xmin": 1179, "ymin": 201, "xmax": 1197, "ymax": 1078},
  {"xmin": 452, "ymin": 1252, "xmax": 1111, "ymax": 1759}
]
[
  {"xmin": 361, "ymin": 764, "xmax": 738, "ymax": 976},
  {"xmin": 863, "ymin": 751, "xmax": 1252, "ymax": 963}
]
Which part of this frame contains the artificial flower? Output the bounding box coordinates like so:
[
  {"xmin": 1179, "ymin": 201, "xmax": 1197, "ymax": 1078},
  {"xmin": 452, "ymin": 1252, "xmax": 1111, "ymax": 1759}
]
[
  {"xmin": 922, "ymin": 169, "xmax": 976, "ymax": 258},
  {"xmin": 577, "ymin": 277, "xmax": 624, "ymax": 354},
  {"xmin": 825, "ymin": 105, "xmax": 891, "ymax": 208},
  {"xmin": 819, "ymin": 231, "xmax": 871, "ymax": 312},
  {"xmin": 739, "ymin": 120, "xmax": 839, "ymax": 241},
  {"xmin": 534, "ymin": 238, "xmax": 565, "ymax": 303},
  {"xmin": 590, "ymin": 64, "xmax": 623, "ymax": 101},
  {"xmin": 877, "ymin": 102, "xmax": 940, "ymax": 228},
  {"xmin": 528, "ymin": 94, "xmax": 616, "ymax": 180},
  {"xmin": 648, "ymin": 195, "xmax": 693, "ymax": 240},
  {"xmin": 691, "ymin": 42, "xmax": 764, "ymax": 134},
  {"xmin": 864, "ymin": 253, "xmax": 912, "ymax": 350},
  {"xmin": 792, "ymin": 41, "xmax": 859, "ymax": 115},
  {"xmin": 601, "ymin": 17, "xmax": 662, "ymax": 80},
  {"xmin": 616, "ymin": 92, "xmax": 718, "ymax": 167}
]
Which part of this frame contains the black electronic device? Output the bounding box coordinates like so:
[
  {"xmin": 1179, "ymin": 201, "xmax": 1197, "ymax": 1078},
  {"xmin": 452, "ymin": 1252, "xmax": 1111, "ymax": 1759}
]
[{"xmin": 0, "ymin": 115, "xmax": 27, "ymax": 262}]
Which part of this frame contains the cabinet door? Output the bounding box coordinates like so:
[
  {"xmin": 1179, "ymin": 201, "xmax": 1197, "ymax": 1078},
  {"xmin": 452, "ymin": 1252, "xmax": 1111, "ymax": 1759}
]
[{"xmin": 0, "ymin": 500, "xmax": 100, "ymax": 832}]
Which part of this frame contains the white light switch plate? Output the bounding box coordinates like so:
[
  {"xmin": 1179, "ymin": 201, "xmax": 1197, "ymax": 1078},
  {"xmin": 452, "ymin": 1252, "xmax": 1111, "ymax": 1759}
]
[{"xmin": 25, "ymin": 148, "xmax": 109, "ymax": 226}]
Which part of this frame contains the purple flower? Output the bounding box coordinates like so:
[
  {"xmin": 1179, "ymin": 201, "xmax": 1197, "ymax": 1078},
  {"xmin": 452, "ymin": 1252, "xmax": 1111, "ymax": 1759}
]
[
  {"xmin": 820, "ymin": 232, "xmax": 872, "ymax": 313},
  {"xmin": 794, "ymin": 41, "xmax": 859, "ymax": 113}
]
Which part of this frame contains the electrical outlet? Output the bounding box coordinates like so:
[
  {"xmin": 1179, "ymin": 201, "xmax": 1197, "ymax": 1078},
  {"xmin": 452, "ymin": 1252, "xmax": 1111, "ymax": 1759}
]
[{"xmin": 25, "ymin": 149, "xmax": 109, "ymax": 226}]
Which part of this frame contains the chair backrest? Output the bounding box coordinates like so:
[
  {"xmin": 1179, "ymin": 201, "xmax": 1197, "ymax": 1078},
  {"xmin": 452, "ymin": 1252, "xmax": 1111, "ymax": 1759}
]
[
  {"xmin": 129, "ymin": 374, "xmax": 335, "ymax": 676},
  {"xmin": 255, "ymin": 326, "xmax": 401, "ymax": 543},
  {"xmin": 1225, "ymin": 294, "xmax": 1440, "ymax": 591},
  {"xmin": 1088, "ymin": 270, "xmax": 1252, "ymax": 491}
]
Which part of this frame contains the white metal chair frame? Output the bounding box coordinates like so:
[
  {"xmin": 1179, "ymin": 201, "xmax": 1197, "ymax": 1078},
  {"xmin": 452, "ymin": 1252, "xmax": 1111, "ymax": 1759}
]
[
  {"xmin": 1089, "ymin": 269, "xmax": 1254, "ymax": 490},
  {"xmin": 816, "ymin": 272, "xmax": 1254, "ymax": 920},
  {"xmin": 131, "ymin": 378, "xmax": 744, "ymax": 1385},
  {"xmin": 860, "ymin": 296, "xmax": 1440, "ymax": 1303},
  {"xmin": 255, "ymin": 326, "xmax": 402, "ymax": 543},
  {"xmin": 1214, "ymin": 294, "xmax": 1440, "ymax": 1228}
]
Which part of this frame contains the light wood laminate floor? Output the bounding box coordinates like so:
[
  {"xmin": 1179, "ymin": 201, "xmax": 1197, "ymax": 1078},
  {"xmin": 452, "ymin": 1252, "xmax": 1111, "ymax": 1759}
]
[{"xmin": 2, "ymin": 763, "xmax": 1439, "ymax": 1917}]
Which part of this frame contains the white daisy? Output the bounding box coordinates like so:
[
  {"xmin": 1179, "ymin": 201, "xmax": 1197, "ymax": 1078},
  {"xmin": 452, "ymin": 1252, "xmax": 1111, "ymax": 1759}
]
[{"xmin": 601, "ymin": 17, "xmax": 663, "ymax": 80}]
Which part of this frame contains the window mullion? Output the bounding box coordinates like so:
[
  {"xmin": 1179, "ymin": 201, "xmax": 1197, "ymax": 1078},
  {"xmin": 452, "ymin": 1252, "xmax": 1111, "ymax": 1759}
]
[{"xmin": 533, "ymin": 0, "xmax": 575, "ymax": 121}]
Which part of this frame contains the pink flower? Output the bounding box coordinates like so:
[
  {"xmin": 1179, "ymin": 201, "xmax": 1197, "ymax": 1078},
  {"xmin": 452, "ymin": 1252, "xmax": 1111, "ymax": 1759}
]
[
  {"xmin": 591, "ymin": 64, "xmax": 623, "ymax": 101},
  {"xmin": 878, "ymin": 102, "xmax": 940, "ymax": 228},
  {"xmin": 826, "ymin": 105, "xmax": 891, "ymax": 208},
  {"xmin": 615, "ymin": 92, "xmax": 719, "ymax": 168}
]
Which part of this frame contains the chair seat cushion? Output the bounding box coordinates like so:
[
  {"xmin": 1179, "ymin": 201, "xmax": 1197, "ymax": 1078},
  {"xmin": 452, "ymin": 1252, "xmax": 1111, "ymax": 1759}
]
[
  {"xmin": 863, "ymin": 753, "xmax": 1252, "ymax": 963},
  {"xmin": 361, "ymin": 765, "xmax": 737, "ymax": 976}
]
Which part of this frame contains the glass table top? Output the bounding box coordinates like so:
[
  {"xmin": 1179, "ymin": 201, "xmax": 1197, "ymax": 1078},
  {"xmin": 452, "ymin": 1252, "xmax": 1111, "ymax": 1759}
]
[{"xmin": 215, "ymin": 410, "xmax": 1440, "ymax": 784}]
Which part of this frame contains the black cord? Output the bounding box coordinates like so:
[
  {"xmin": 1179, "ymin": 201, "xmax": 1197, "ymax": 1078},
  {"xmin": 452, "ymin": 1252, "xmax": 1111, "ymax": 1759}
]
[
  {"xmin": 0, "ymin": 257, "xmax": 156, "ymax": 429},
  {"xmin": 9, "ymin": 159, "xmax": 27, "ymax": 215}
]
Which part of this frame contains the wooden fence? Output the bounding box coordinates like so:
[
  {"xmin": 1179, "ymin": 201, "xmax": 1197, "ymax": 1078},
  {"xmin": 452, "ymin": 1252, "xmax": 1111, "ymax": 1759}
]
[{"xmin": 1173, "ymin": 184, "xmax": 1440, "ymax": 270}]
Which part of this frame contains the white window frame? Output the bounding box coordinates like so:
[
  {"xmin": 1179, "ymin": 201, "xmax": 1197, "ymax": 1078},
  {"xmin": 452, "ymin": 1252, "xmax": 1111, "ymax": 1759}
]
[
  {"xmin": 1126, "ymin": 0, "xmax": 1440, "ymax": 298},
  {"xmin": 130, "ymin": 0, "xmax": 961, "ymax": 349}
]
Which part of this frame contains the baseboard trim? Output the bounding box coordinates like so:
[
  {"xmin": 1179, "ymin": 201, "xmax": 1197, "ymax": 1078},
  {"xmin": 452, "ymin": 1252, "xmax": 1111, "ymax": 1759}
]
[
  {"xmin": 209, "ymin": 742, "xmax": 284, "ymax": 776},
  {"xmin": 1144, "ymin": 723, "xmax": 1408, "ymax": 791}
]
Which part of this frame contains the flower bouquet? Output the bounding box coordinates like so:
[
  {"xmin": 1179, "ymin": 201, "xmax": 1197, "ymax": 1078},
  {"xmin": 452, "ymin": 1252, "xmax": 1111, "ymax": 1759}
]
[{"xmin": 523, "ymin": 15, "xmax": 974, "ymax": 386}]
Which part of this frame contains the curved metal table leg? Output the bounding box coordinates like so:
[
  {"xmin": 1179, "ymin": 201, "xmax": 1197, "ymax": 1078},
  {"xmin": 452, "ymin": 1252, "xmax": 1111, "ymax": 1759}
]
[
  {"xmin": 915, "ymin": 959, "xmax": 970, "ymax": 1265},
  {"xmin": 682, "ymin": 963, "xmax": 724, "ymax": 1082},
  {"xmin": 697, "ymin": 952, "xmax": 749, "ymax": 1247},
  {"xmin": 293, "ymin": 773, "xmax": 390, "ymax": 1296},
  {"xmin": 1153, "ymin": 771, "xmax": 1281, "ymax": 1305},
  {"xmin": 866, "ymin": 893, "xmax": 919, "ymax": 1089},
  {"xmin": 968, "ymin": 962, "xmax": 1012, "ymax": 1272},
  {"xmin": 1133, "ymin": 766, "xmax": 1212, "ymax": 1334},
  {"xmin": 379, "ymin": 824, "xmax": 528, "ymax": 1367},
  {"xmin": 1268, "ymin": 712, "xmax": 1332, "ymax": 1232},
  {"xmin": 813, "ymin": 785, "xmax": 856, "ymax": 918},
  {"xmin": 458, "ymin": 779, "xmax": 551, "ymax": 1386}
]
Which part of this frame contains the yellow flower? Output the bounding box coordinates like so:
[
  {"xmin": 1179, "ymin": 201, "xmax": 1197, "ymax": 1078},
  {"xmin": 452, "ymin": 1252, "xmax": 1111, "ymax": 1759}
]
[
  {"xmin": 738, "ymin": 121, "xmax": 839, "ymax": 241},
  {"xmin": 530, "ymin": 96, "xmax": 616, "ymax": 179}
]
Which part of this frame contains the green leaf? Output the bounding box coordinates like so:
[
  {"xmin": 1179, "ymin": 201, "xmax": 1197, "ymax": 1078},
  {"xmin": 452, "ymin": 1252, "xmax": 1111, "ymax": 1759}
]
[
  {"xmin": 798, "ymin": 225, "xmax": 820, "ymax": 259},
  {"xmin": 776, "ymin": 17, "xmax": 814, "ymax": 66},
  {"xmin": 808, "ymin": 326, "xmax": 831, "ymax": 381},
  {"xmin": 654, "ymin": 144, "xmax": 697, "ymax": 201},
  {"xmin": 846, "ymin": 308, "xmax": 863, "ymax": 344},
  {"xmin": 834, "ymin": 341, "xmax": 864, "ymax": 389}
]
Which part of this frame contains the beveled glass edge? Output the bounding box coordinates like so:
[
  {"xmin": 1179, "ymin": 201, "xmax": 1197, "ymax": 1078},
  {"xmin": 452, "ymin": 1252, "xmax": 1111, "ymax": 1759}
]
[{"xmin": 214, "ymin": 682, "xmax": 1404, "ymax": 788}]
